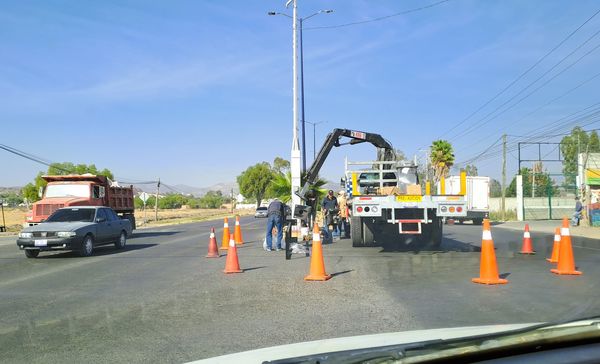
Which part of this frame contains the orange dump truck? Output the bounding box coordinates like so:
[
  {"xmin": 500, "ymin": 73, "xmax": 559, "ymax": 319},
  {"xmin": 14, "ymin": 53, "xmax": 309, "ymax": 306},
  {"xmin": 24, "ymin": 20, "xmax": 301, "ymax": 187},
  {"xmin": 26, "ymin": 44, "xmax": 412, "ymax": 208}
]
[{"xmin": 25, "ymin": 174, "xmax": 136, "ymax": 228}]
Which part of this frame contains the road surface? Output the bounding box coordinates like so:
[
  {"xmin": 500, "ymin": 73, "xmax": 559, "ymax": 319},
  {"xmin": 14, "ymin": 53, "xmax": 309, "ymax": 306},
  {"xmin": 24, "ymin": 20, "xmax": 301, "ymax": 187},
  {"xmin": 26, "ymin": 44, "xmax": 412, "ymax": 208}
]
[{"xmin": 1, "ymin": 216, "xmax": 599, "ymax": 363}]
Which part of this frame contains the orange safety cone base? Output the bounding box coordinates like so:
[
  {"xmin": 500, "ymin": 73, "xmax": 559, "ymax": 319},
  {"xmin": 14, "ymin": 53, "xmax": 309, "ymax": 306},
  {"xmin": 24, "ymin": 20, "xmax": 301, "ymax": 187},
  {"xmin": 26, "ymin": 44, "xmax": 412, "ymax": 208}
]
[
  {"xmin": 472, "ymin": 277, "xmax": 508, "ymax": 285},
  {"xmin": 206, "ymin": 254, "xmax": 220, "ymax": 258},
  {"xmin": 224, "ymin": 268, "xmax": 243, "ymax": 274},
  {"xmin": 305, "ymin": 274, "xmax": 332, "ymax": 281},
  {"xmin": 550, "ymin": 268, "xmax": 581, "ymax": 275},
  {"xmin": 519, "ymin": 251, "xmax": 535, "ymax": 255}
]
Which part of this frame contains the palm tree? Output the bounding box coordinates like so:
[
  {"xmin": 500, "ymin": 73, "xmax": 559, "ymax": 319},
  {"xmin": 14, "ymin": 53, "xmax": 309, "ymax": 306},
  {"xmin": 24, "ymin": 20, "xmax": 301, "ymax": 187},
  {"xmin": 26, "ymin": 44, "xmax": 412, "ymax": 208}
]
[
  {"xmin": 430, "ymin": 140, "xmax": 455, "ymax": 183},
  {"xmin": 268, "ymin": 171, "xmax": 328, "ymax": 206}
]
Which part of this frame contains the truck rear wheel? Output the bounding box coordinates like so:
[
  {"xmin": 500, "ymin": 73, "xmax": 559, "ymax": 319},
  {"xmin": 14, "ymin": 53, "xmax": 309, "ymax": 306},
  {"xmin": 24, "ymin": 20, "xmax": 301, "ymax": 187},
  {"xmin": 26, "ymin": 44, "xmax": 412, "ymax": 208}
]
[
  {"xmin": 362, "ymin": 219, "xmax": 375, "ymax": 246},
  {"xmin": 123, "ymin": 214, "xmax": 136, "ymax": 230},
  {"xmin": 351, "ymin": 217, "xmax": 363, "ymax": 247}
]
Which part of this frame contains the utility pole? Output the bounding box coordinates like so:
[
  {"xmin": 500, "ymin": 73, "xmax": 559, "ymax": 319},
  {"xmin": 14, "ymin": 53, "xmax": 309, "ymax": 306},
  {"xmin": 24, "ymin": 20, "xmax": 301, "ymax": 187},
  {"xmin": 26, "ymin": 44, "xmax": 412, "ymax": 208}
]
[
  {"xmin": 231, "ymin": 188, "xmax": 234, "ymax": 214},
  {"xmin": 289, "ymin": 0, "xmax": 302, "ymax": 215},
  {"xmin": 501, "ymin": 134, "xmax": 506, "ymax": 221},
  {"xmin": 300, "ymin": 17, "xmax": 306, "ymax": 173},
  {"xmin": 155, "ymin": 178, "xmax": 160, "ymax": 222}
]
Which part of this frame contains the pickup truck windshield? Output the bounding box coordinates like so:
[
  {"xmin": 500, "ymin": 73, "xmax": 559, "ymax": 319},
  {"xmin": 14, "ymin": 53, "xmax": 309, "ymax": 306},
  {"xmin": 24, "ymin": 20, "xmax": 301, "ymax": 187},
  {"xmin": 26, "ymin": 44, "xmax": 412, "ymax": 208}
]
[
  {"xmin": 45, "ymin": 184, "xmax": 90, "ymax": 198},
  {"xmin": 46, "ymin": 208, "xmax": 95, "ymax": 222}
]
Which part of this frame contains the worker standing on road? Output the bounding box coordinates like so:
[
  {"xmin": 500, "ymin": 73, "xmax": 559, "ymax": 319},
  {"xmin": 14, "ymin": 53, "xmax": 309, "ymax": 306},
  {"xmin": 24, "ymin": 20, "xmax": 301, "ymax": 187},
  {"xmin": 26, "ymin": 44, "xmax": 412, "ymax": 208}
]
[
  {"xmin": 322, "ymin": 190, "xmax": 339, "ymax": 241},
  {"xmin": 337, "ymin": 191, "xmax": 349, "ymax": 238},
  {"xmin": 572, "ymin": 196, "xmax": 584, "ymax": 227},
  {"xmin": 265, "ymin": 198, "xmax": 285, "ymax": 251}
]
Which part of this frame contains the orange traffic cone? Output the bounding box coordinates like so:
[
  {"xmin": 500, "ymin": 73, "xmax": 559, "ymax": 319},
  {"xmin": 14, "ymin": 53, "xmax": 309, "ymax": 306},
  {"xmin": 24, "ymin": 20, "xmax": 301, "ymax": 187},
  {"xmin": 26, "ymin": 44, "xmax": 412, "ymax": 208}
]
[
  {"xmin": 519, "ymin": 224, "xmax": 535, "ymax": 254},
  {"xmin": 234, "ymin": 215, "xmax": 243, "ymax": 245},
  {"xmin": 220, "ymin": 218, "xmax": 230, "ymax": 250},
  {"xmin": 305, "ymin": 223, "xmax": 331, "ymax": 281},
  {"xmin": 472, "ymin": 219, "xmax": 508, "ymax": 285},
  {"xmin": 205, "ymin": 227, "xmax": 220, "ymax": 258},
  {"xmin": 224, "ymin": 233, "xmax": 243, "ymax": 274},
  {"xmin": 546, "ymin": 227, "xmax": 561, "ymax": 263},
  {"xmin": 551, "ymin": 218, "xmax": 581, "ymax": 275}
]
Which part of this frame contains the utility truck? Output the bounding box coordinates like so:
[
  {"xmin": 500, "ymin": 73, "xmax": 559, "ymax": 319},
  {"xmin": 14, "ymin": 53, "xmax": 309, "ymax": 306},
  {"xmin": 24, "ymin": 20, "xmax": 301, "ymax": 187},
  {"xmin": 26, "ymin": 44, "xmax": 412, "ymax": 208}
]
[{"xmin": 294, "ymin": 129, "xmax": 467, "ymax": 247}]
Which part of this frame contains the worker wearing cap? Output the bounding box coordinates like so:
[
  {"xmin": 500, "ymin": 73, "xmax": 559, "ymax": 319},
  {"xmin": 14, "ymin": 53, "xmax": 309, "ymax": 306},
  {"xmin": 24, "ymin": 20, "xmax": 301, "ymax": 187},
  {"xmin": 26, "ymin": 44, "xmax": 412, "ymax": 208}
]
[{"xmin": 322, "ymin": 190, "xmax": 339, "ymax": 241}]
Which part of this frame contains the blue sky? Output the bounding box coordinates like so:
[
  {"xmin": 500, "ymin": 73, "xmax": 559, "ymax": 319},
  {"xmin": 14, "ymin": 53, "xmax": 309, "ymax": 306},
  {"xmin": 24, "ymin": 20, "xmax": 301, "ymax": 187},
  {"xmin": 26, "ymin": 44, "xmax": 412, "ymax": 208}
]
[{"xmin": 1, "ymin": 0, "xmax": 600, "ymax": 189}]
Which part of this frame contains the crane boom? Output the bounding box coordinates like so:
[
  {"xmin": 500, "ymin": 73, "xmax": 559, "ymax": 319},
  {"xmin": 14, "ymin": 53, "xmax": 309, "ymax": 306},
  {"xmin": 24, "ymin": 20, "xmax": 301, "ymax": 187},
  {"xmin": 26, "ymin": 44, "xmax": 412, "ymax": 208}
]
[{"xmin": 296, "ymin": 128, "xmax": 394, "ymax": 201}]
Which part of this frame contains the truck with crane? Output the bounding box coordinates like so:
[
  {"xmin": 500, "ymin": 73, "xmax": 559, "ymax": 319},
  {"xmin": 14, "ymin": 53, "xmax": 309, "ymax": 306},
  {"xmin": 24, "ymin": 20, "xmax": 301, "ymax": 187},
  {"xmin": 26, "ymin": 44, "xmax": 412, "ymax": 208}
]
[{"xmin": 294, "ymin": 128, "xmax": 467, "ymax": 247}]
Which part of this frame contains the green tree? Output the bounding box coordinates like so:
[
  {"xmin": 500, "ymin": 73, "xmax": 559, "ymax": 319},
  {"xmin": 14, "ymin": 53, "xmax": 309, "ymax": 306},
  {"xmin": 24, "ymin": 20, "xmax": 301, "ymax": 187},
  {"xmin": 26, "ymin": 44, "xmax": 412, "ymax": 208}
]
[
  {"xmin": 273, "ymin": 157, "xmax": 290, "ymax": 174},
  {"xmin": 268, "ymin": 171, "xmax": 327, "ymax": 205},
  {"xmin": 158, "ymin": 194, "xmax": 189, "ymax": 209},
  {"xmin": 430, "ymin": 140, "xmax": 455, "ymax": 184},
  {"xmin": 0, "ymin": 191, "xmax": 24, "ymax": 206},
  {"xmin": 588, "ymin": 130, "xmax": 600, "ymax": 153},
  {"xmin": 464, "ymin": 164, "xmax": 478, "ymax": 176},
  {"xmin": 489, "ymin": 178, "xmax": 502, "ymax": 197},
  {"xmin": 560, "ymin": 127, "xmax": 590, "ymax": 185},
  {"xmin": 506, "ymin": 168, "xmax": 556, "ymax": 197},
  {"xmin": 21, "ymin": 162, "xmax": 114, "ymax": 203},
  {"xmin": 198, "ymin": 190, "xmax": 224, "ymax": 209},
  {"xmin": 237, "ymin": 162, "xmax": 275, "ymax": 208}
]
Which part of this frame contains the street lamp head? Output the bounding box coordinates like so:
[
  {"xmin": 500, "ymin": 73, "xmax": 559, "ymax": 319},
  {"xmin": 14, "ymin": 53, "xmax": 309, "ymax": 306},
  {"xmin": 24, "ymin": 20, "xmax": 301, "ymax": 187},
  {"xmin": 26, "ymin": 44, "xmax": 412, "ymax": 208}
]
[
  {"xmin": 267, "ymin": 11, "xmax": 277, "ymax": 16},
  {"xmin": 322, "ymin": 9, "xmax": 334, "ymax": 13}
]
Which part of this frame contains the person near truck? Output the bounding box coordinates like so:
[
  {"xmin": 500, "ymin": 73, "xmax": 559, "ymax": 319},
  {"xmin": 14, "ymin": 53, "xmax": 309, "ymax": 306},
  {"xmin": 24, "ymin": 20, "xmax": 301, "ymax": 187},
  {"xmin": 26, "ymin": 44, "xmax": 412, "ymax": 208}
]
[
  {"xmin": 337, "ymin": 190, "xmax": 350, "ymax": 238},
  {"xmin": 265, "ymin": 198, "xmax": 285, "ymax": 251},
  {"xmin": 322, "ymin": 190, "xmax": 339, "ymax": 239},
  {"xmin": 572, "ymin": 196, "xmax": 583, "ymax": 227}
]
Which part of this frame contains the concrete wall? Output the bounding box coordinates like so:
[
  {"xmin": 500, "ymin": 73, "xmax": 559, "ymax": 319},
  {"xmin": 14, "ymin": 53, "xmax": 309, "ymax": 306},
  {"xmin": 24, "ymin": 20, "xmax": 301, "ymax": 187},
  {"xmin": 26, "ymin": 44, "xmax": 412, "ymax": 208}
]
[{"xmin": 489, "ymin": 197, "xmax": 574, "ymax": 220}]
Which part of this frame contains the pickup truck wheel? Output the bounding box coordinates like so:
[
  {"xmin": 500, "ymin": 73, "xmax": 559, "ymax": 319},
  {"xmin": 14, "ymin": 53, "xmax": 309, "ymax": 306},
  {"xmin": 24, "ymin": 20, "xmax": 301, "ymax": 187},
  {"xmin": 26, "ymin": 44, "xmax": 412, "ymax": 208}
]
[
  {"xmin": 351, "ymin": 217, "xmax": 364, "ymax": 247},
  {"xmin": 115, "ymin": 231, "xmax": 127, "ymax": 249},
  {"xmin": 25, "ymin": 249, "xmax": 39, "ymax": 258},
  {"xmin": 79, "ymin": 235, "xmax": 94, "ymax": 257}
]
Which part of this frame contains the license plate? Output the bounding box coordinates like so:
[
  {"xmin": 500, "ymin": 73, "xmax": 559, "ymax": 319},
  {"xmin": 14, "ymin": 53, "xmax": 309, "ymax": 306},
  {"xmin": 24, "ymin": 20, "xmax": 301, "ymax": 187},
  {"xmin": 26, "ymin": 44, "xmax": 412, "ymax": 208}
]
[
  {"xmin": 396, "ymin": 195, "xmax": 422, "ymax": 202},
  {"xmin": 34, "ymin": 239, "xmax": 47, "ymax": 247}
]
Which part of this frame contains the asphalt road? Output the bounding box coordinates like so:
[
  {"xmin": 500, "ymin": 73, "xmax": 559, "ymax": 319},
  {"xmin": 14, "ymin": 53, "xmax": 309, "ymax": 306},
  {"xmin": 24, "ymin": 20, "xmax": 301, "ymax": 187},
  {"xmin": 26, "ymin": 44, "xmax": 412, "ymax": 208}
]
[{"xmin": 1, "ymin": 217, "xmax": 599, "ymax": 363}]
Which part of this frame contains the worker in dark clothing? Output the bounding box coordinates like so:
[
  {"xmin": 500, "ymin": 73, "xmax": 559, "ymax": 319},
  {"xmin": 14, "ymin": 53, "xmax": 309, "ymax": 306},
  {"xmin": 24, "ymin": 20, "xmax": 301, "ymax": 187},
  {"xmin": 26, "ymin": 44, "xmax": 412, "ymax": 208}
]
[
  {"xmin": 572, "ymin": 196, "xmax": 584, "ymax": 227},
  {"xmin": 322, "ymin": 190, "xmax": 339, "ymax": 240},
  {"xmin": 266, "ymin": 198, "xmax": 286, "ymax": 251}
]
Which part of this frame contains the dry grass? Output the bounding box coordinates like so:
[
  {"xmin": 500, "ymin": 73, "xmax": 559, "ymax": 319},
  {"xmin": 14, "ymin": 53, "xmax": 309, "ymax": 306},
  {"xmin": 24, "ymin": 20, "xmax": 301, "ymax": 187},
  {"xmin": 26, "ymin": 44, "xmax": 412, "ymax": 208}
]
[{"xmin": 0, "ymin": 207, "xmax": 254, "ymax": 234}]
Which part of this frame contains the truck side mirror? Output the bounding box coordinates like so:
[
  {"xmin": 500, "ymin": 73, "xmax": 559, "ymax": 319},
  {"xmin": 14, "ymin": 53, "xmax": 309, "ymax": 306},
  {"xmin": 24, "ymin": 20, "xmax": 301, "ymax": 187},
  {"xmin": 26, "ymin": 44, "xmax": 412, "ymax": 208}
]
[
  {"xmin": 96, "ymin": 217, "xmax": 106, "ymax": 223},
  {"xmin": 38, "ymin": 186, "xmax": 44, "ymax": 198},
  {"xmin": 340, "ymin": 177, "xmax": 346, "ymax": 187}
]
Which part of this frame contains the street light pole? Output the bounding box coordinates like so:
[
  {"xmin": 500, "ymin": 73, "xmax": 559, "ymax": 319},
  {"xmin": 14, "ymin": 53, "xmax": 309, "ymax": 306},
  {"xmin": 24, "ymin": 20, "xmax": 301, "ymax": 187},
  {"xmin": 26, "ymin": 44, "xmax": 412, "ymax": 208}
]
[
  {"xmin": 268, "ymin": 8, "xmax": 333, "ymax": 176},
  {"xmin": 289, "ymin": 0, "xmax": 302, "ymax": 214},
  {"xmin": 300, "ymin": 17, "xmax": 307, "ymax": 173},
  {"xmin": 305, "ymin": 120, "xmax": 326, "ymax": 161}
]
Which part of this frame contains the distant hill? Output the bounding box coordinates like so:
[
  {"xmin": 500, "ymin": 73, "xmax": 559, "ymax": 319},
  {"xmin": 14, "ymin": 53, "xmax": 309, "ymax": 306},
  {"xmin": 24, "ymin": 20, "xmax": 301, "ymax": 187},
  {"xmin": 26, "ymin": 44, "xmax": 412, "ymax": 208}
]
[
  {"xmin": 128, "ymin": 182, "xmax": 238, "ymax": 197},
  {"xmin": 0, "ymin": 186, "xmax": 22, "ymax": 194}
]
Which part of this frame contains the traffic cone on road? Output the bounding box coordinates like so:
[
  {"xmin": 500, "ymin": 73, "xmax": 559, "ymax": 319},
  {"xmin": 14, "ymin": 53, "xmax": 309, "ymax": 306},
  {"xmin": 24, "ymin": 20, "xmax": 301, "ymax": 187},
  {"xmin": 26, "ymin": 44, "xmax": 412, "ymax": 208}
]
[
  {"xmin": 551, "ymin": 218, "xmax": 581, "ymax": 275},
  {"xmin": 472, "ymin": 219, "xmax": 508, "ymax": 285},
  {"xmin": 224, "ymin": 233, "xmax": 243, "ymax": 274},
  {"xmin": 305, "ymin": 223, "xmax": 331, "ymax": 281},
  {"xmin": 546, "ymin": 227, "xmax": 561, "ymax": 263},
  {"xmin": 519, "ymin": 224, "xmax": 535, "ymax": 254},
  {"xmin": 205, "ymin": 227, "xmax": 220, "ymax": 258},
  {"xmin": 234, "ymin": 215, "xmax": 244, "ymax": 245},
  {"xmin": 220, "ymin": 218, "xmax": 230, "ymax": 250}
]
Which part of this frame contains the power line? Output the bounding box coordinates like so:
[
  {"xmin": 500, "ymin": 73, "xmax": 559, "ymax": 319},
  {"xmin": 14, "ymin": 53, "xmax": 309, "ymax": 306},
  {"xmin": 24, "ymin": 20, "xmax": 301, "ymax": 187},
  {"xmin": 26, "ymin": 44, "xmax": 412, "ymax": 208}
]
[
  {"xmin": 454, "ymin": 37, "xmax": 600, "ymax": 142},
  {"xmin": 457, "ymin": 72, "xmax": 600, "ymax": 153},
  {"xmin": 440, "ymin": 7, "xmax": 600, "ymax": 139},
  {"xmin": 304, "ymin": 0, "xmax": 451, "ymax": 30}
]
